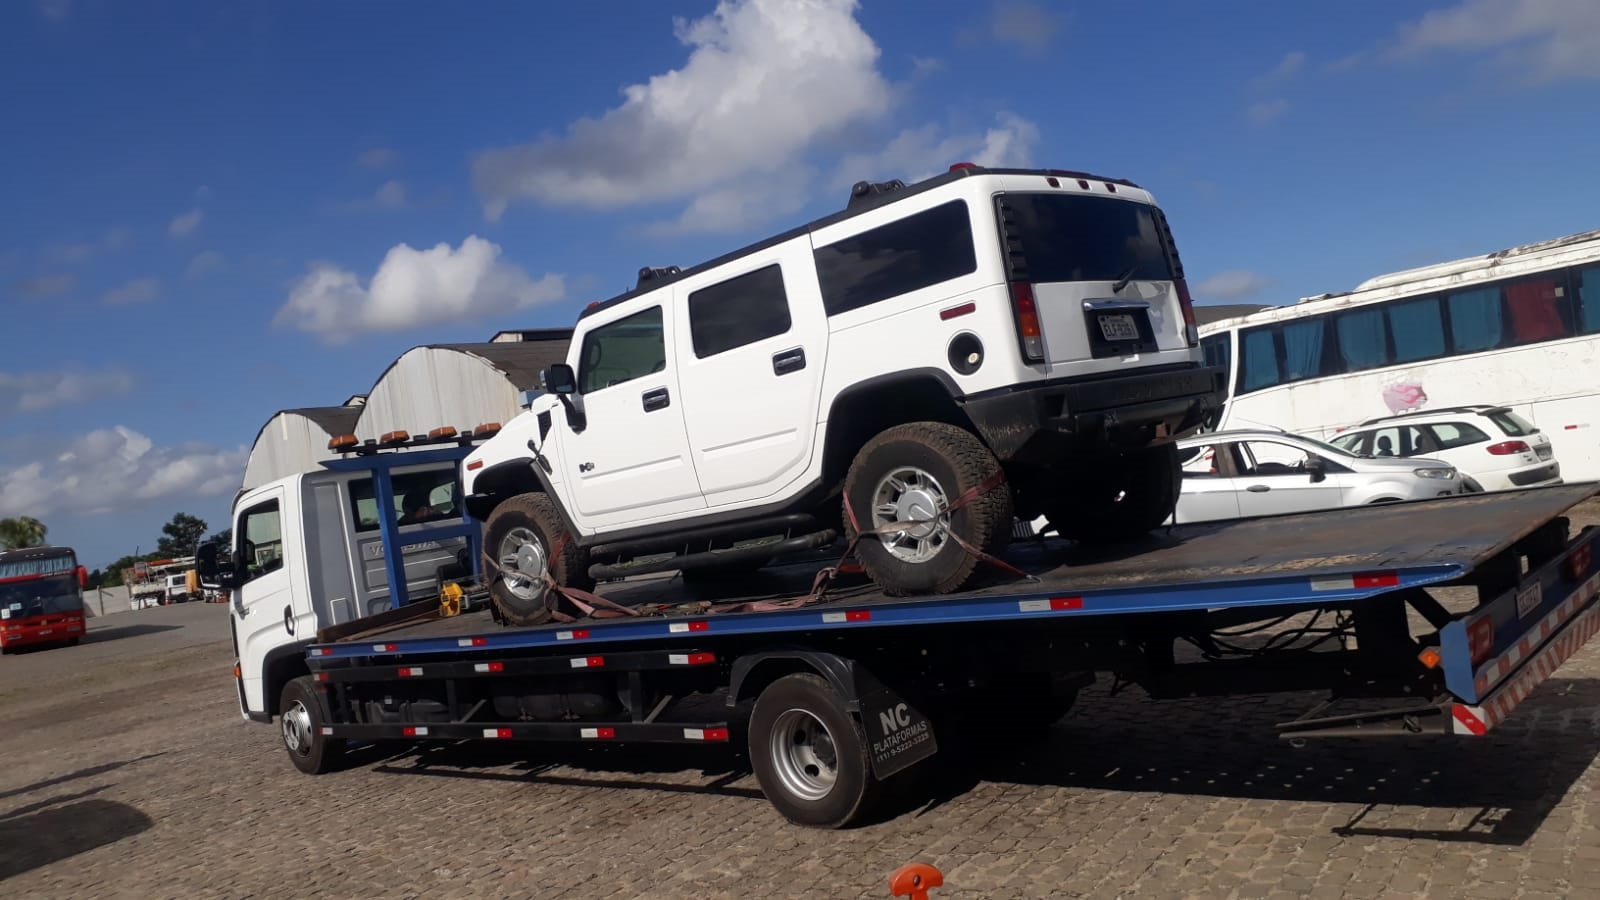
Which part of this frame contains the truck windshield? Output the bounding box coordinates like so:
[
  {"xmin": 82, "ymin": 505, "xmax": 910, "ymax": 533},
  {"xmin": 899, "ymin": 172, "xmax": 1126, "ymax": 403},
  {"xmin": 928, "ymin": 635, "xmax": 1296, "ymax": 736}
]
[
  {"xmin": 0, "ymin": 574, "xmax": 82, "ymax": 619},
  {"xmin": 1001, "ymin": 193, "xmax": 1174, "ymax": 284}
]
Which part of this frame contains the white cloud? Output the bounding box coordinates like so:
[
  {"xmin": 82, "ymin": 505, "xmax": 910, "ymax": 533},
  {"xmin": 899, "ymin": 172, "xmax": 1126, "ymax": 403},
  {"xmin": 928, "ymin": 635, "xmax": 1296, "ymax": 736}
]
[
  {"xmin": 1194, "ymin": 270, "xmax": 1275, "ymax": 300},
  {"xmin": 275, "ymin": 236, "xmax": 566, "ymax": 341},
  {"xmin": 1390, "ymin": 0, "xmax": 1600, "ymax": 82},
  {"xmin": 471, "ymin": 0, "xmax": 892, "ymax": 228},
  {"xmin": 374, "ymin": 180, "xmax": 408, "ymax": 209},
  {"xmin": 1246, "ymin": 99, "xmax": 1290, "ymax": 125},
  {"xmin": 1252, "ymin": 51, "xmax": 1307, "ymax": 88},
  {"xmin": 0, "ymin": 427, "xmax": 245, "ymax": 518},
  {"xmin": 831, "ymin": 112, "xmax": 1041, "ymax": 188},
  {"xmin": 989, "ymin": 1, "xmax": 1060, "ymax": 55},
  {"xmin": 0, "ymin": 368, "xmax": 136, "ymax": 418},
  {"xmin": 185, "ymin": 250, "xmax": 226, "ymax": 281},
  {"xmin": 358, "ymin": 147, "xmax": 398, "ymax": 169},
  {"xmin": 11, "ymin": 274, "xmax": 75, "ymax": 298},
  {"xmin": 42, "ymin": 229, "xmax": 131, "ymax": 266},
  {"xmin": 169, "ymin": 208, "xmax": 203, "ymax": 238},
  {"xmin": 102, "ymin": 277, "xmax": 161, "ymax": 305}
]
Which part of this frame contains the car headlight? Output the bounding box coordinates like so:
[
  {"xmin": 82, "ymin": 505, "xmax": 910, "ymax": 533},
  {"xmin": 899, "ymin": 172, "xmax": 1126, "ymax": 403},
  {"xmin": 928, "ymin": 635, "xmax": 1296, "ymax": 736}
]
[{"xmin": 1413, "ymin": 467, "xmax": 1457, "ymax": 480}]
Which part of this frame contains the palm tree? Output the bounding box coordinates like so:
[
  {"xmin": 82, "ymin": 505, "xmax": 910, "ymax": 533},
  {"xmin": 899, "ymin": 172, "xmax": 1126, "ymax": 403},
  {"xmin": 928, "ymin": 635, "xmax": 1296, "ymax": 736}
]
[{"xmin": 0, "ymin": 516, "xmax": 48, "ymax": 550}]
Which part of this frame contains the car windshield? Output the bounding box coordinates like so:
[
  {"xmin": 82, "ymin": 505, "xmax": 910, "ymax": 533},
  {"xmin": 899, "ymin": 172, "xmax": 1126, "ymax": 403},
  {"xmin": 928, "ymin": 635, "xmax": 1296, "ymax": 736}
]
[
  {"xmin": 1487, "ymin": 409, "xmax": 1535, "ymax": 436},
  {"xmin": 1291, "ymin": 435, "xmax": 1365, "ymax": 459},
  {"xmin": 0, "ymin": 574, "xmax": 82, "ymax": 619}
]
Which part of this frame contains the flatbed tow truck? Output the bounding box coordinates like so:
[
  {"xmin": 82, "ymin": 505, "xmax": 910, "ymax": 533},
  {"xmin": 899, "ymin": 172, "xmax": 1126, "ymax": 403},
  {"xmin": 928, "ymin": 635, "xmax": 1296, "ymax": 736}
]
[{"xmin": 205, "ymin": 447, "xmax": 1600, "ymax": 828}]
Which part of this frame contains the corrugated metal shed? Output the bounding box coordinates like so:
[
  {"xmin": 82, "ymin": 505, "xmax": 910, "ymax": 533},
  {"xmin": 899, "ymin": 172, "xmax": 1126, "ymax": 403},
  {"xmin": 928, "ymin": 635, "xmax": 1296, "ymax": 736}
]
[
  {"xmin": 353, "ymin": 337, "xmax": 572, "ymax": 443},
  {"xmin": 241, "ymin": 405, "xmax": 363, "ymax": 491}
]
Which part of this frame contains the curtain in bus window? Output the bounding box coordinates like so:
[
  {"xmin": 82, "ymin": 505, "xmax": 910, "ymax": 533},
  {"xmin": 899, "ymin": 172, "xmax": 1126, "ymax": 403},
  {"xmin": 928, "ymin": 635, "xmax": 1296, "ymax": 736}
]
[
  {"xmin": 1388, "ymin": 297, "xmax": 1446, "ymax": 363},
  {"xmin": 1580, "ymin": 267, "xmax": 1600, "ymax": 334},
  {"xmin": 1504, "ymin": 277, "xmax": 1568, "ymax": 343},
  {"xmin": 1280, "ymin": 319, "xmax": 1325, "ymax": 381},
  {"xmin": 1447, "ymin": 287, "xmax": 1502, "ymax": 353},
  {"xmin": 1335, "ymin": 308, "xmax": 1389, "ymax": 372},
  {"xmin": 1240, "ymin": 328, "xmax": 1280, "ymax": 392}
]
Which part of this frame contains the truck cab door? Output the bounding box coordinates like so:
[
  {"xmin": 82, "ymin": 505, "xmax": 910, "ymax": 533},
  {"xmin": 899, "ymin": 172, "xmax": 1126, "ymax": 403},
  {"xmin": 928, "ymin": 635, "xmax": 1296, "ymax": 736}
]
[{"xmin": 231, "ymin": 490, "xmax": 304, "ymax": 718}]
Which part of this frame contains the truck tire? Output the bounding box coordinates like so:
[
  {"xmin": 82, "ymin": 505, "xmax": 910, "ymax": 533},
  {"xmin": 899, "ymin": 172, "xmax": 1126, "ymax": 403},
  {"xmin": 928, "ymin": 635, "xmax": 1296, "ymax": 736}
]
[
  {"xmin": 280, "ymin": 675, "xmax": 346, "ymax": 775},
  {"xmin": 749, "ymin": 673, "xmax": 879, "ymax": 828},
  {"xmin": 1046, "ymin": 443, "xmax": 1180, "ymax": 543},
  {"xmin": 485, "ymin": 492, "xmax": 593, "ymax": 627},
  {"xmin": 843, "ymin": 422, "xmax": 1012, "ymax": 596}
]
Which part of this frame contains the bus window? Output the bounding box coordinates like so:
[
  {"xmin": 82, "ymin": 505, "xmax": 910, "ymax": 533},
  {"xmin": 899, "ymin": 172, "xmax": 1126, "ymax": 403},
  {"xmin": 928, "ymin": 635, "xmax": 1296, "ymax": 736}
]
[
  {"xmin": 1504, "ymin": 276, "xmax": 1569, "ymax": 344},
  {"xmin": 1388, "ymin": 297, "xmax": 1446, "ymax": 363},
  {"xmin": 1580, "ymin": 266, "xmax": 1600, "ymax": 334},
  {"xmin": 1281, "ymin": 318, "xmax": 1327, "ymax": 381},
  {"xmin": 1240, "ymin": 327, "xmax": 1280, "ymax": 392},
  {"xmin": 1447, "ymin": 287, "xmax": 1504, "ymax": 353},
  {"xmin": 1335, "ymin": 307, "xmax": 1389, "ymax": 372}
]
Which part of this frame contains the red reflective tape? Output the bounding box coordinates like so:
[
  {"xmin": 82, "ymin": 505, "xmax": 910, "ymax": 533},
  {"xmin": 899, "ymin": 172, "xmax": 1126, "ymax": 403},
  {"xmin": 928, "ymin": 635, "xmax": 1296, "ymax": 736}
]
[
  {"xmin": 489, "ymin": 661, "xmax": 504, "ymax": 673},
  {"xmin": 688, "ymin": 621, "xmax": 709, "ymax": 632},
  {"xmin": 690, "ymin": 652, "xmax": 715, "ymax": 665},
  {"xmin": 940, "ymin": 301, "xmax": 977, "ymax": 320},
  {"xmin": 581, "ymin": 727, "xmax": 617, "ymax": 740},
  {"xmin": 1050, "ymin": 597, "xmax": 1083, "ymax": 610},
  {"xmin": 1451, "ymin": 706, "xmax": 1487, "ymax": 736},
  {"xmin": 557, "ymin": 629, "xmax": 591, "ymax": 640},
  {"xmin": 398, "ymin": 667, "xmax": 422, "ymax": 677},
  {"xmin": 1353, "ymin": 573, "xmax": 1399, "ymax": 589},
  {"xmin": 704, "ymin": 727, "xmax": 730, "ymax": 741},
  {"xmin": 312, "ymin": 648, "xmax": 332, "ymax": 656},
  {"xmin": 402, "ymin": 726, "xmax": 429, "ymax": 737},
  {"xmin": 483, "ymin": 728, "xmax": 512, "ymax": 739},
  {"xmin": 847, "ymin": 610, "xmax": 871, "ymax": 622},
  {"xmin": 457, "ymin": 636, "xmax": 487, "ymax": 647},
  {"xmin": 314, "ymin": 672, "xmax": 330, "ymax": 682},
  {"xmin": 587, "ymin": 656, "xmax": 605, "ymax": 667}
]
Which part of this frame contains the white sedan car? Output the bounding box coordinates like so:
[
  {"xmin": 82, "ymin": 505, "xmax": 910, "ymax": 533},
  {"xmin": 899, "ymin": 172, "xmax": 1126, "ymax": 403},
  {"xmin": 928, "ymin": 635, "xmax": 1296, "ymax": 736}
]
[
  {"xmin": 1326, "ymin": 405, "xmax": 1562, "ymax": 493},
  {"xmin": 1168, "ymin": 430, "xmax": 1468, "ymax": 524}
]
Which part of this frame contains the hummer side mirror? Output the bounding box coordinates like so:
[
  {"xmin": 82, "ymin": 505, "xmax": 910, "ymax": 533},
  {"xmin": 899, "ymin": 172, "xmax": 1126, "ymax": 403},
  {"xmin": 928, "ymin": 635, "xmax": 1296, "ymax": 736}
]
[
  {"xmin": 544, "ymin": 363, "xmax": 578, "ymax": 395},
  {"xmin": 543, "ymin": 363, "xmax": 587, "ymax": 432}
]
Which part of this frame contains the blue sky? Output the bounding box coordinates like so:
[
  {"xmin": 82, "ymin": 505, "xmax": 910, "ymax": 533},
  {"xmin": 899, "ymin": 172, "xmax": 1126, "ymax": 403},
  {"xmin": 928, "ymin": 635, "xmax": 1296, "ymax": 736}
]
[{"xmin": 3, "ymin": 0, "xmax": 1598, "ymax": 571}]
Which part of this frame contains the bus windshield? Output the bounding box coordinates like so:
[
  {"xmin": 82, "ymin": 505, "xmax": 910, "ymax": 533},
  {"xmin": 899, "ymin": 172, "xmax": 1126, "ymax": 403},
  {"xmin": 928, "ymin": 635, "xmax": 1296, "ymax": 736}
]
[{"xmin": 0, "ymin": 573, "xmax": 83, "ymax": 619}]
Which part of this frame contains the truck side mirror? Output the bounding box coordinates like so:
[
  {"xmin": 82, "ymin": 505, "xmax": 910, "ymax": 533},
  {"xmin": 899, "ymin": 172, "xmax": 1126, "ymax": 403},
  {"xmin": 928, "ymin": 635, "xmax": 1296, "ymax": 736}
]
[
  {"xmin": 195, "ymin": 542, "xmax": 220, "ymax": 579},
  {"xmin": 544, "ymin": 363, "xmax": 578, "ymax": 395}
]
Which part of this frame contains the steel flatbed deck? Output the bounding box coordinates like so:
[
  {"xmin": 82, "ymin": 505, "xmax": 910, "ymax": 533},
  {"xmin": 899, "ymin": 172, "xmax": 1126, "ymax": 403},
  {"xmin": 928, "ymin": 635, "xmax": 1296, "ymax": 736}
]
[{"xmin": 311, "ymin": 483, "xmax": 1598, "ymax": 661}]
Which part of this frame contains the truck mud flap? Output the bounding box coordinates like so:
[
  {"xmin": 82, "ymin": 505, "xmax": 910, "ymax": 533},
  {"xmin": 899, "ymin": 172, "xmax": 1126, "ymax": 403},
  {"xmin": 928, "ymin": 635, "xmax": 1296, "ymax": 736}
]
[
  {"xmin": 1441, "ymin": 527, "xmax": 1600, "ymax": 735},
  {"xmin": 854, "ymin": 665, "xmax": 938, "ymax": 780}
]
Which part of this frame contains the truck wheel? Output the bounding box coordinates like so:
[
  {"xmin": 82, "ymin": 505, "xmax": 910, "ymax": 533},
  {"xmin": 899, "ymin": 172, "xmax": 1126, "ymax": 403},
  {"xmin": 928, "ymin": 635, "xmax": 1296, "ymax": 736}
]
[
  {"xmin": 280, "ymin": 675, "xmax": 346, "ymax": 775},
  {"xmin": 749, "ymin": 673, "xmax": 878, "ymax": 828},
  {"xmin": 843, "ymin": 422, "xmax": 1012, "ymax": 596},
  {"xmin": 1047, "ymin": 443, "xmax": 1180, "ymax": 543},
  {"xmin": 485, "ymin": 492, "xmax": 593, "ymax": 627}
]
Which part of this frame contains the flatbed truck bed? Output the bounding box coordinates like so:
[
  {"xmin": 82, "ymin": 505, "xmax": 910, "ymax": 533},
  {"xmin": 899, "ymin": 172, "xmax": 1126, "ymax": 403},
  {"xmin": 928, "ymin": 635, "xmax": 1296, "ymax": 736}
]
[{"xmin": 287, "ymin": 484, "xmax": 1600, "ymax": 828}]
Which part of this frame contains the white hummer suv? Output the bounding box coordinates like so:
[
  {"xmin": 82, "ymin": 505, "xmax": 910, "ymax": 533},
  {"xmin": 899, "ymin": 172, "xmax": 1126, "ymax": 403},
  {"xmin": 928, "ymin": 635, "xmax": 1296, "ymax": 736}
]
[{"xmin": 463, "ymin": 164, "xmax": 1224, "ymax": 624}]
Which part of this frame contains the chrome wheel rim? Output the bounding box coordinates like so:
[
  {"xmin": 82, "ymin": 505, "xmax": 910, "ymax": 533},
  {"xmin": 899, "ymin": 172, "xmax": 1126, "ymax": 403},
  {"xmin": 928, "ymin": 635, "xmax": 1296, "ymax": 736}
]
[
  {"xmin": 282, "ymin": 699, "xmax": 313, "ymax": 757},
  {"xmin": 499, "ymin": 526, "xmax": 549, "ymax": 600},
  {"xmin": 768, "ymin": 709, "xmax": 838, "ymax": 801},
  {"xmin": 870, "ymin": 465, "xmax": 950, "ymax": 563}
]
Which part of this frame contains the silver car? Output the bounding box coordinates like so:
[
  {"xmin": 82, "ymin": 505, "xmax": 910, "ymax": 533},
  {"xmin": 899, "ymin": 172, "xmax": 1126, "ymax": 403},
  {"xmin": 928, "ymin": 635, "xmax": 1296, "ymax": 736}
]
[{"xmin": 1168, "ymin": 430, "xmax": 1465, "ymax": 524}]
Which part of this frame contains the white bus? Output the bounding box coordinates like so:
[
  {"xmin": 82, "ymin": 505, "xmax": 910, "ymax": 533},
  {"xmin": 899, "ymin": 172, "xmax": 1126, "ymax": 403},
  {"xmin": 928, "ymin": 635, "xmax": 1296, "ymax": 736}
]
[{"xmin": 1197, "ymin": 228, "xmax": 1600, "ymax": 482}]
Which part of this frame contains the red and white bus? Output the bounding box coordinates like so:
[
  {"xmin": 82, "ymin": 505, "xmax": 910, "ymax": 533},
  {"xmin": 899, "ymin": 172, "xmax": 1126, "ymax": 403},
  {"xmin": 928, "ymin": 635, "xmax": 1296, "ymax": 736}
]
[{"xmin": 0, "ymin": 546, "xmax": 87, "ymax": 653}]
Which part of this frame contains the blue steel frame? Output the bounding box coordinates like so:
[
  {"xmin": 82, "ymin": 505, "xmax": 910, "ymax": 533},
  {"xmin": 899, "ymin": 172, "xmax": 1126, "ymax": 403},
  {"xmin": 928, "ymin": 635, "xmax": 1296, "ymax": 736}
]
[
  {"xmin": 306, "ymin": 561, "xmax": 1465, "ymax": 662},
  {"xmin": 320, "ymin": 444, "xmax": 484, "ymax": 609}
]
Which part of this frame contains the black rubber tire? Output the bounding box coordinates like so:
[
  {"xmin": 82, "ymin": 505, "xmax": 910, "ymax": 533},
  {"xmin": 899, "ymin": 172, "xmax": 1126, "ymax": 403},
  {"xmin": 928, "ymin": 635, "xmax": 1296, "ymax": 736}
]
[
  {"xmin": 279, "ymin": 675, "xmax": 346, "ymax": 775},
  {"xmin": 1046, "ymin": 443, "xmax": 1180, "ymax": 543},
  {"xmin": 484, "ymin": 492, "xmax": 593, "ymax": 627},
  {"xmin": 843, "ymin": 422, "xmax": 1012, "ymax": 596},
  {"xmin": 748, "ymin": 673, "xmax": 879, "ymax": 828}
]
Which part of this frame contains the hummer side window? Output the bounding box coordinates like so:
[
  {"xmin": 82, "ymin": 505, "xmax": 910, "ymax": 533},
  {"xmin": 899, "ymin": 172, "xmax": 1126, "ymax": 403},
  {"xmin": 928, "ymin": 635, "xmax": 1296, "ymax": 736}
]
[
  {"xmin": 579, "ymin": 306, "xmax": 666, "ymax": 393},
  {"xmin": 688, "ymin": 264, "xmax": 792, "ymax": 358}
]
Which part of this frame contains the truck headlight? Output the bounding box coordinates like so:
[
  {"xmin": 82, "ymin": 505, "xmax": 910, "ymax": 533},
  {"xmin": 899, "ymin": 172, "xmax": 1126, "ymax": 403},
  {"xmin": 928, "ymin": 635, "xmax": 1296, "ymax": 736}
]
[{"xmin": 1413, "ymin": 467, "xmax": 1457, "ymax": 480}]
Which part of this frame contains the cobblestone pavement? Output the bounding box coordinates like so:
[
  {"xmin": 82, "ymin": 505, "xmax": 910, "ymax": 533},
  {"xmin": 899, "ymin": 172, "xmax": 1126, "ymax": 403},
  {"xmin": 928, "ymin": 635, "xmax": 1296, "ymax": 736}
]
[{"xmin": 3, "ymin": 502, "xmax": 1600, "ymax": 899}]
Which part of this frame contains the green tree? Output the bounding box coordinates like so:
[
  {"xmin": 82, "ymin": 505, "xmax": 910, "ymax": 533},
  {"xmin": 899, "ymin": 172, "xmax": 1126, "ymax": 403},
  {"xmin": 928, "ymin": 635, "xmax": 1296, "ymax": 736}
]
[
  {"xmin": 205, "ymin": 527, "xmax": 233, "ymax": 550},
  {"xmin": 0, "ymin": 516, "xmax": 47, "ymax": 550},
  {"xmin": 156, "ymin": 513, "xmax": 209, "ymax": 558}
]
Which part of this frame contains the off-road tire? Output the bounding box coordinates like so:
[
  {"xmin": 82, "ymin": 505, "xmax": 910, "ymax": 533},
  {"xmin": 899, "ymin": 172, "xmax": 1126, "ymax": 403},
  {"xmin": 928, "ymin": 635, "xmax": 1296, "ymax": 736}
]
[
  {"xmin": 484, "ymin": 492, "xmax": 593, "ymax": 627},
  {"xmin": 748, "ymin": 673, "xmax": 879, "ymax": 828},
  {"xmin": 1046, "ymin": 443, "xmax": 1180, "ymax": 543},
  {"xmin": 843, "ymin": 422, "xmax": 1012, "ymax": 596}
]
